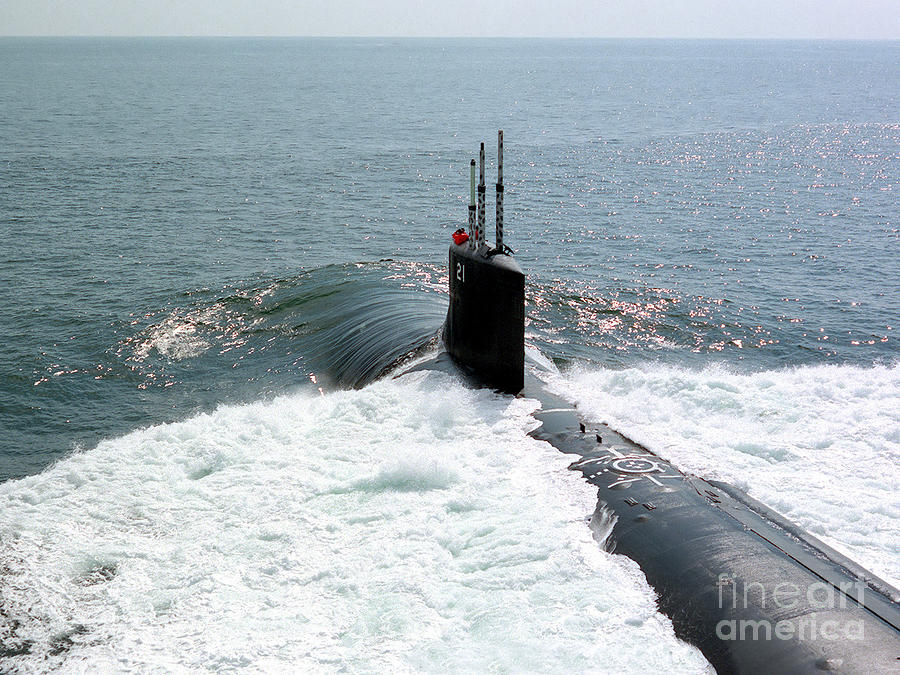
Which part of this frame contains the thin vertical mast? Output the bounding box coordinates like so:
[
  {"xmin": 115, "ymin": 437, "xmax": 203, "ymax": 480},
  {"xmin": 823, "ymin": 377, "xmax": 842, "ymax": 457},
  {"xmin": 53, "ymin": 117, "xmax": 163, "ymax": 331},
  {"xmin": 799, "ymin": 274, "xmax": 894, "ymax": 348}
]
[
  {"xmin": 477, "ymin": 142, "xmax": 486, "ymax": 249},
  {"xmin": 468, "ymin": 159, "xmax": 476, "ymax": 246},
  {"xmin": 495, "ymin": 130, "xmax": 504, "ymax": 251}
]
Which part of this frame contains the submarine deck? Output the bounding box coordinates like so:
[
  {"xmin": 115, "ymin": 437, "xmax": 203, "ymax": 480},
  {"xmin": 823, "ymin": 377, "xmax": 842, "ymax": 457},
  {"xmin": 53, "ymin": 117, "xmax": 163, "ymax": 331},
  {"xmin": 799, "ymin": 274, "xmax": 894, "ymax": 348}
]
[{"xmin": 403, "ymin": 352, "xmax": 900, "ymax": 673}]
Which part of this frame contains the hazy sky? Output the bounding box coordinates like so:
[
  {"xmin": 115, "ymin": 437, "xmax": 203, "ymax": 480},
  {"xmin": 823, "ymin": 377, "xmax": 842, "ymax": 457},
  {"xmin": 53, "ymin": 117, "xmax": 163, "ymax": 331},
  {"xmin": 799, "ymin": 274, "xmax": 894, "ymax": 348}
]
[{"xmin": 1, "ymin": 0, "xmax": 898, "ymax": 39}]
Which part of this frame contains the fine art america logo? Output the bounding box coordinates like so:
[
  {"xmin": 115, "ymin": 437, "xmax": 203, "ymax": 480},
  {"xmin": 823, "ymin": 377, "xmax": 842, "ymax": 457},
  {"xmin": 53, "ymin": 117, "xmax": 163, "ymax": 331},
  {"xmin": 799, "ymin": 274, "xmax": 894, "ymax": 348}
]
[{"xmin": 715, "ymin": 573, "xmax": 867, "ymax": 642}]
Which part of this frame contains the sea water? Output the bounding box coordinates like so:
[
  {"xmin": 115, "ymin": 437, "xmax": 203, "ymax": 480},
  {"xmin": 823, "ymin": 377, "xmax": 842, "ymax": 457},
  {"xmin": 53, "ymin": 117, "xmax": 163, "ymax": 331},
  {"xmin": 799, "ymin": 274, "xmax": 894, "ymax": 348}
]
[{"xmin": 0, "ymin": 38, "xmax": 897, "ymax": 671}]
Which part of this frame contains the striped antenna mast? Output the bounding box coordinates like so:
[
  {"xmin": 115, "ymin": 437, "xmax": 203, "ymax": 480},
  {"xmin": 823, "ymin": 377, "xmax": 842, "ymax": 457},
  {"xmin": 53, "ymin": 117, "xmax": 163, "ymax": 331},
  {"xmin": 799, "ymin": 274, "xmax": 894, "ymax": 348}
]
[
  {"xmin": 477, "ymin": 142, "xmax": 486, "ymax": 249},
  {"xmin": 495, "ymin": 130, "xmax": 504, "ymax": 250},
  {"xmin": 468, "ymin": 159, "xmax": 476, "ymax": 246}
]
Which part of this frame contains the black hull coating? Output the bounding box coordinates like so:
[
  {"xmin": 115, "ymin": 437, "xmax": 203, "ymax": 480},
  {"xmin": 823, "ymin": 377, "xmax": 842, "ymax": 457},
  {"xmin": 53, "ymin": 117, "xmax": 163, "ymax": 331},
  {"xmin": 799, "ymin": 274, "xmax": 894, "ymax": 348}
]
[
  {"xmin": 445, "ymin": 244, "xmax": 524, "ymax": 394},
  {"xmin": 527, "ymin": 380, "xmax": 900, "ymax": 674},
  {"xmin": 436, "ymin": 245, "xmax": 900, "ymax": 673}
]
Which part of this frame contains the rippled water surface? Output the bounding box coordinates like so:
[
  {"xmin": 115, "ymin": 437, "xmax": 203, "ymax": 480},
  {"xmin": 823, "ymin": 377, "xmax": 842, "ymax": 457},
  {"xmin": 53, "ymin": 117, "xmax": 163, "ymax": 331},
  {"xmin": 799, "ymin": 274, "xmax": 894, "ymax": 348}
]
[
  {"xmin": 0, "ymin": 38, "xmax": 897, "ymax": 671},
  {"xmin": 2, "ymin": 39, "xmax": 897, "ymax": 478}
]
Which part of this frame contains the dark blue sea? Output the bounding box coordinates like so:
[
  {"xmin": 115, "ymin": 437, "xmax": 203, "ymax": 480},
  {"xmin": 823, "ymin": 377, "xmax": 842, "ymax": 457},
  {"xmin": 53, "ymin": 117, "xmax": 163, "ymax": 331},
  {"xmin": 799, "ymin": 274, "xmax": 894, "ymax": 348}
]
[{"xmin": 0, "ymin": 38, "xmax": 897, "ymax": 671}]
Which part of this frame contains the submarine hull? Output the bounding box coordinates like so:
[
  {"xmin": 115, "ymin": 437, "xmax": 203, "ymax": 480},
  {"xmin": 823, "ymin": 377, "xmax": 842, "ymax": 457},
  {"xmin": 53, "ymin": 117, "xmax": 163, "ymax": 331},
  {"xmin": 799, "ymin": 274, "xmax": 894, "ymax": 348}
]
[
  {"xmin": 528, "ymin": 381, "xmax": 900, "ymax": 674},
  {"xmin": 432, "ymin": 242, "xmax": 900, "ymax": 674}
]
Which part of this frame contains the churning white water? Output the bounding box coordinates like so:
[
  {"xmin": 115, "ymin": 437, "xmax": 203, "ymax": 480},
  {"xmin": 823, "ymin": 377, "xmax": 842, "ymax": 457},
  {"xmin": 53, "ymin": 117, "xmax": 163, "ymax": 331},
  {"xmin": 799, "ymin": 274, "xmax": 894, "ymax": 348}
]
[
  {"xmin": 553, "ymin": 362, "xmax": 900, "ymax": 588},
  {"xmin": 0, "ymin": 370, "xmax": 709, "ymax": 673}
]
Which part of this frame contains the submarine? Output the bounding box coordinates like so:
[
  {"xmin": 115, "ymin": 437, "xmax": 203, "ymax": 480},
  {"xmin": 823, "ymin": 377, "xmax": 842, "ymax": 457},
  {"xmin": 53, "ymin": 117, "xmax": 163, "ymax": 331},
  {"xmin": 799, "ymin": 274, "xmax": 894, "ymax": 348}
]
[{"xmin": 412, "ymin": 132, "xmax": 900, "ymax": 673}]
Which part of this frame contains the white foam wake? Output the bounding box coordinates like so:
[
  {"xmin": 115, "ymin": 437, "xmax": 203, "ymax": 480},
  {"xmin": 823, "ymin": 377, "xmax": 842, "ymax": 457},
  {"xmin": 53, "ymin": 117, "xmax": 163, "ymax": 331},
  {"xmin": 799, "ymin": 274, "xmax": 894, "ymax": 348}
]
[
  {"xmin": 0, "ymin": 371, "xmax": 709, "ymax": 673},
  {"xmin": 552, "ymin": 362, "xmax": 900, "ymax": 588}
]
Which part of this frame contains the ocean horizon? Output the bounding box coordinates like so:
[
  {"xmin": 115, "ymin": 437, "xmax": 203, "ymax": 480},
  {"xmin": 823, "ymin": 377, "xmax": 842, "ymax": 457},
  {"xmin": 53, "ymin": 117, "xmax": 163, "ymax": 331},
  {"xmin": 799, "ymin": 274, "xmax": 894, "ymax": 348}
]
[{"xmin": 1, "ymin": 36, "xmax": 897, "ymax": 671}]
